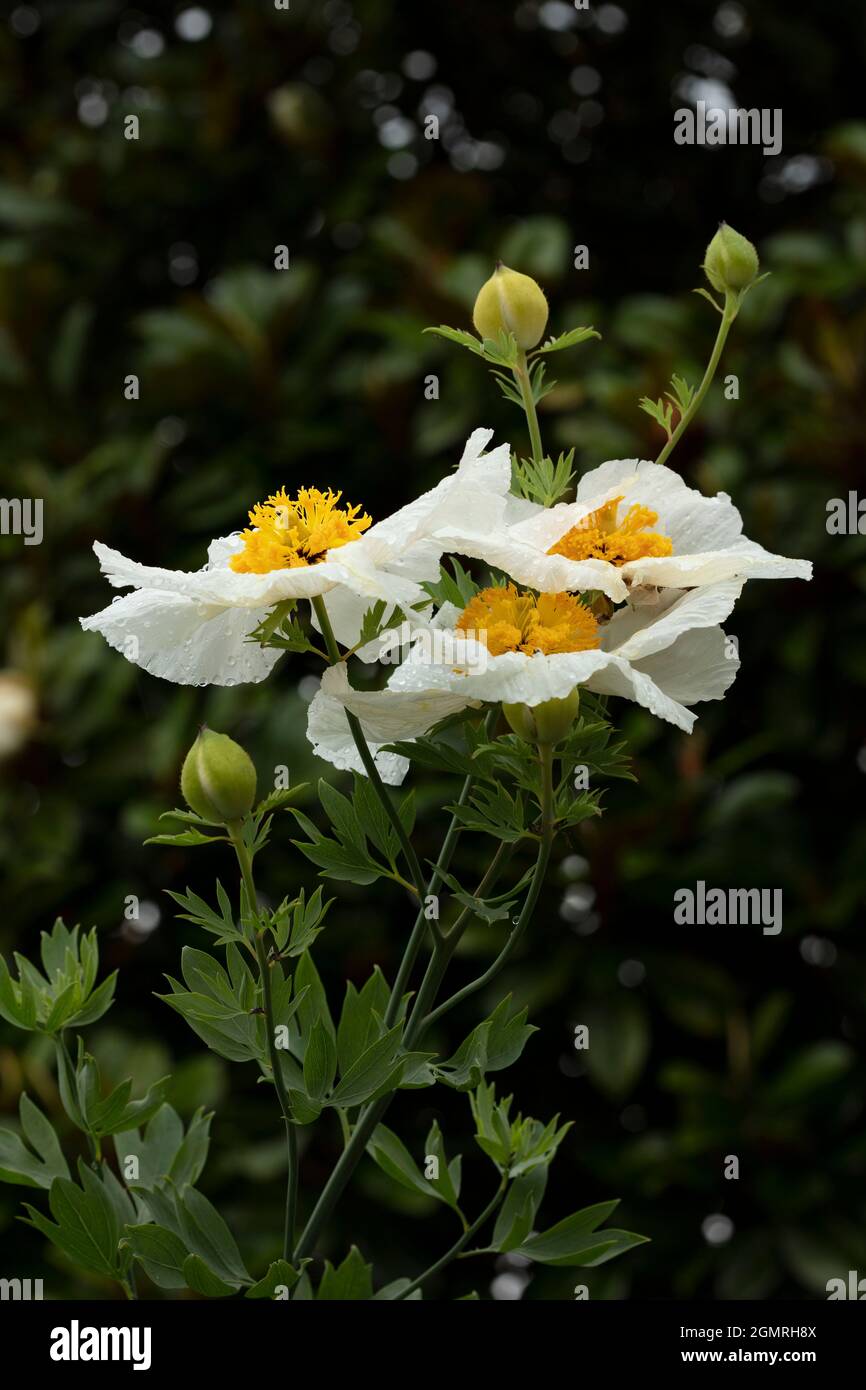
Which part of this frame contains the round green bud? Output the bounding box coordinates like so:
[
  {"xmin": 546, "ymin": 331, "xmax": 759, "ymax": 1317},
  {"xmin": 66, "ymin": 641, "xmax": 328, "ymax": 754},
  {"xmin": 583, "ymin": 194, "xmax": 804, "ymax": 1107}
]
[
  {"xmin": 702, "ymin": 223, "xmax": 760, "ymax": 295},
  {"xmin": 180, "ymin": 728, "xmax": 257, "ymax": 824},
  {"xmin": 472, "ymin": 263, "xmax": 549, "ymax": 350},
  {"xmin": 502, "ymin": 689, "xmax": 580, "ymax": 746}
]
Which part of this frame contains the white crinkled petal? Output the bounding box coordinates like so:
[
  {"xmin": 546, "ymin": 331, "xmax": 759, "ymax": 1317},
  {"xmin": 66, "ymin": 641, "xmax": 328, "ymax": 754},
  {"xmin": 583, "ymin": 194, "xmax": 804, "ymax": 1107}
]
[
  {"xmin": 360, "ymin": 428, "xmax": 512, "ymax": 555},
  {"xmin": 429, "ymin": 525, "xmax": 629, "ymax": 601},
  {"xmin": 92, "ymin": 540, "xmax": 346, "ymax": 607},
  {"xmin": 458, "ymin": 427, "xmax": 497, "ymax": 469},
  {"xmin": 584, "ymin": 657, "xmax": 696, "ymax": 732},
  {"xmin": 575, "ymin": 458, "xmax": 687, "ymax": 506},
  {"xmin": 603, "ymin": 580, "xmax": 744, "ymax": 661},
  {"xmin": 388, "ymin": 640, "xmax": 615, "ymax": 706},
  {"xmin": 502, "ymin": 494, "xmax": 541, "ymax": 525},
  {"xmin": 317, "ymin": 536, "xmax": 429, "ymax": 606},
  {"xmin": 621, "ymin": 544, "xmax": 813, "ymax": 589},
  {"xmin": 620, "ymin": 473, "xmax": 742, "ymax": 552},
  {"xmin": 80, "ymin": 590, "xmax": 283, "ymax": 686},
  {"xmin": 379, "ymin": 537, "xmax": 443, "ymax": 585},
  {"xmin": 306, "ymin": 663, "xmax": 474, "ymax": 786},
  {"xmin": 631, "ymin": 626, "xmax": 739, "ymax": 705},
  {"xmin": 506, "ymin": 495, "xmax": 614, "ymax": 549},
  {"xmin": 389, "ymin": 638, "xmax": 699, "ymax": 732},
  {"xmin": 207, "ymin": 534, "xmax": 245, "ymax": 567}
]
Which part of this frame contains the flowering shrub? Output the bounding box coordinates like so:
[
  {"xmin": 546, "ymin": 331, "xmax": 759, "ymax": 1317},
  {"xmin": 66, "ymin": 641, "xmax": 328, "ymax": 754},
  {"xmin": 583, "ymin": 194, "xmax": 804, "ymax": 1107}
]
[{"xmin": 0, "ymin": 227, "xmax": 809, "ymax": 1300}]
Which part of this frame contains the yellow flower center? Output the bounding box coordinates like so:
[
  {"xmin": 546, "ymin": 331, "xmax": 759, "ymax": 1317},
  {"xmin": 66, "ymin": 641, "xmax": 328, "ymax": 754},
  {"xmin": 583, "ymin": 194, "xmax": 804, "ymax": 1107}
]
[
  {"xmin": 456, "ymin": 585, "xmax": 600, "ymax": 657},
  {"xmin": 547, "ymin": 495, "xmax": 673, "ymax": 567},
  {"xmin": 230, "ymin": 487, "xmax": 372, "ymax": 573}
]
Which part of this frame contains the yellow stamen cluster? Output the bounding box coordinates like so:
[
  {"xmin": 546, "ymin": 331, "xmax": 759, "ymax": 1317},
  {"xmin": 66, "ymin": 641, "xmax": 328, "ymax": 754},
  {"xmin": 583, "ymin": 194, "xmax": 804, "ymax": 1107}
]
[
  {"xmin": 548, "ymin": 495, "xmax": 673, "ymax": 567},
  {"xmin": 456, "ymin": 585, "xmax": 599, "ymax": 657},
  {"xmin": 230, "ymin": 487, "xmax": 371, "ymax": 573}
]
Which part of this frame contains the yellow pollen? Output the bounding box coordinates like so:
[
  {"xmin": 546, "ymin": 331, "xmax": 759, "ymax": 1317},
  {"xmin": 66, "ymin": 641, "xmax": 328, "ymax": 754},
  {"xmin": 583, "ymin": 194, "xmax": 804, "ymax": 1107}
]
[
  {"xmin": 456, "ymin": 585, "xmax": 600, "ymax": 657},
  {"xmin": 230, "ymin": 487, "xmax": 372, "ymax": 573},
  {"xmin": 547, "ymin": 494, "xmax": 673, "ymax": 567}
]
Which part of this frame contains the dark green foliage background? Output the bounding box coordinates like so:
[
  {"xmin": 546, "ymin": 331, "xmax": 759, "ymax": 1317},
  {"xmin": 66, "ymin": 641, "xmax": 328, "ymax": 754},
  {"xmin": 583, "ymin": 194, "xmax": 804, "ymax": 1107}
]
[{"xmin": 1, "ymin": 0, "xmax": 864, "ymax": 1299}]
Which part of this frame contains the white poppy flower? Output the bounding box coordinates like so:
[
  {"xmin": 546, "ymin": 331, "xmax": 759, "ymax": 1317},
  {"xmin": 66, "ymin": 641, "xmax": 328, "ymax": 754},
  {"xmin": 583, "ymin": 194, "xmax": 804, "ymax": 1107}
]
[
  {"xmin": 307, "ymin": 579, "xmax": 743, "ymax": 784},
  {"xmin": 79, "ymin": 429, "xmax": 512, "ymax": 686},
  {"xmin": 432, "ymin": 458, "xmax": 812, "ymax": 604}
]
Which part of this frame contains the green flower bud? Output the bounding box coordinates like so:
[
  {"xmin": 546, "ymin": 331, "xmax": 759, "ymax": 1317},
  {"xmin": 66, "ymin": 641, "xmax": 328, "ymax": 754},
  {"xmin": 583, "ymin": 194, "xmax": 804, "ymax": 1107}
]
[
  {"xmin": 180, "ymin": 728, "xmax": 257, "ymax": 824},
  {"xmin": 702, "ymin": 223, "xmax": 760, "ymax": 296},
  {"xmin": 472, "ymin": 263, "xmax": 549, "ymax": 350},
  {"xmin": 502, "ymin": 690, "xmax": 580, "ymax": 745}
]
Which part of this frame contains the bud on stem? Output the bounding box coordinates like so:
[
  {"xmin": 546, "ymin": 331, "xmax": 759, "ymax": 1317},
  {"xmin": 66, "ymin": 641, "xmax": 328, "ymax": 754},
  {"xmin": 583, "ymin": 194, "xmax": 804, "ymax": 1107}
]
[
  {"xmin": 503, "ymin": 690, "xmax": 580, "ymax": 745},
  {"xmin": 181, "ymin": 728, "xmax": 257, "ymax": 824},
  {"xmin": 473, "ymin": 263, "xmax": 549, "ymax": 350},
  {"xmin": 702, "ymin": 222, "xmax": 760, "ymax": 303}
]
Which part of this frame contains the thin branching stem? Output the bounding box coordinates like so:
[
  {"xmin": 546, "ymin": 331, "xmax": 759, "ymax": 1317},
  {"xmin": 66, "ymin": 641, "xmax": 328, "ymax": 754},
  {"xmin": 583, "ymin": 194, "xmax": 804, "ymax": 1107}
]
[
  {"xmin": 229, "ymin": 822, "xmax": 298, "ymax": 1261},
  {"xmin": 655, "ymin": 292, "xmax": 738, "ymax": 467},
  {"xmin": 393, "ymin": 1177, "xmax": 508, "ymax": 1299}
]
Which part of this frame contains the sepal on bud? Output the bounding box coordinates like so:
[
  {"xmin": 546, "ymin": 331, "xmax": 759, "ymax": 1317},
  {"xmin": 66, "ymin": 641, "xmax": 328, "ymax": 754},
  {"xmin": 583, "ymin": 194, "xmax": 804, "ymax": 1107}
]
[
  {"xmin": 502, "ymin": 690, "xmax": 581, "ymax": 745},
  {"xmin": 702, "ymin": 223, "xmax": 760, "ymax": 298},
  {"xmin": 473, "ymin": 264, "xmax": 549, "ymax": 350},
  {"xmin": 181, "ymin": 728, "xmax": 257, "ymax": 824}
]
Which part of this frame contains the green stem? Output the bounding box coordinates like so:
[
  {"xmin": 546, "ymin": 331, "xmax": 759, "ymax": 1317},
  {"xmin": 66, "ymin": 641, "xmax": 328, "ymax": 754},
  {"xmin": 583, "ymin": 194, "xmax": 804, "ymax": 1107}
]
[
  {"xmin": 394, "ymin": 1178, "xmax": 508, "ymax": 1300},
  {"xmin": 312, "ymin": 594, "xmax": 429, "ymax": 909},
  {"xmin": 291, "ymin": 857, "xmax": 464, "ymax": 1263},
  {"xmin": 655, "ymin": 293, "xmax": 738, "ymax": 468},
  {"xmin": 292, "ymin": 932, "xmax": 460, "ymax": 1263},
  {"xmin": 404, "ymin": 938, "xmax": 454, "ymax": 1048},
  {"xmin": 229, "ymin": 823, "xmax": 298, "ymax": 1261},
  {"xmin": 292, "ymin": 729, "xmax": 553, "ymax": 1265},
  {"xmin": 420, "ymin": 743, "xmax": 555, "ymax": 1033},
  {"xmin": 291, "ymin": 819, "xmax": 499, "ymax": 1262},
  {"xmin": 293, "ymin": 1095, "xmax": 389, "ymax": 1261},
  {"xmin": 443, "ymin": 840, "xmax": 511, "ymax": 945},
  {"xmin": 281, "ymin": 1118, "xmax": 299, "ymax": 1261},
  {"xmin": 384, "ymin": 769, "xmax": 476, "ymax": 1027},
  {"xmin": 513, "ymin": 349, "xmax": 544, "ymax": 465}
]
